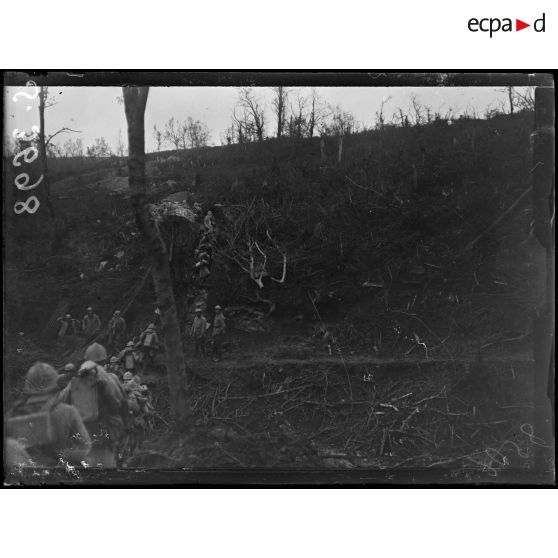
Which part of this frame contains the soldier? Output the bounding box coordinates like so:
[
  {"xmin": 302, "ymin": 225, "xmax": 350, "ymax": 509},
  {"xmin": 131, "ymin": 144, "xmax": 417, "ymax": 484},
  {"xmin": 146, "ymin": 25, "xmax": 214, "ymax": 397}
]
[
  {"xmin": 57, "ymin": 314, "xmax": 79, "ymax": 338},
  {"xmin": 59, "ymin": 343, "xmax": 127, "ymax": 468},
  {"xmin": 122, "ymin": 371, "xmax": 135, "ymax": 389},
  {"xmin": 194, "ymin": 251, "xmax": 211, "ymax": 280},
  {"xmin": 315, "ymin": 326, "xmax": 335, "ymax": 356},
  {"xmin": 56, "ymin": 314, "xmax": 80, "ymax": 352},
  {"xmin": 108, "ymin": 310, "xmax": 127, "ymax": 350},
  {"xmin": 6, "ymin": 362, "xmax": 92, "ymax": 468},
  {"xmin": 116, "ymin": 341, "xmax": 138, "ymax": 375},
  {"xmin": 82, "ymin": 307, "xmax": 101, "ymax": 337},
  {"xmin": 57, "ymin": 362, "xmax": 77, "ymax": 389},
  {"xmin": 322, "ymin": 328, "xmax": 335, "ymax": 356},
  {"xmin": 106, "ymin": 356, "xmax": 123, "ymax": 379},
  {"xmin": 138, "ymin": 324, "xmax": 160, "ymax": 369},
  {"xmin": 190, "ymin": 307, "xmax": 208, "ymax": 357}
]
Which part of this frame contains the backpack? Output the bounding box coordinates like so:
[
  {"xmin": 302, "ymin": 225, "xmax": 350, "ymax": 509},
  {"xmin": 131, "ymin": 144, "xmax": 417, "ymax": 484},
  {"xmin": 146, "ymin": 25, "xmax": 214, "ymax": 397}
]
[
  {"xmin": 69, "ymin": 374, "xmax": 100, "ymax": 422},
  {"xmin": 127, "ymin": 392, "xmax": 140, "ymax": 414},
  {"xmin": 6, "ymin": 399, "xmax": 59, "ymax": 450},
  {"xmin": 125, "ymin": 352, "xmax": 135, "ymax": 370}
]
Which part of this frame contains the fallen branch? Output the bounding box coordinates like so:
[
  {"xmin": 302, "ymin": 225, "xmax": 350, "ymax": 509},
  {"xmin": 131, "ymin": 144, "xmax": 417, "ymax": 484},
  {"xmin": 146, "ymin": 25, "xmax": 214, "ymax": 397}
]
[
  {"xmin": 391, "ymin": 429, "xmax": 437, "ymax": 447},
  {"xmin": 344, "ymin": 175, "xmax": 389, "ymax": 201}
]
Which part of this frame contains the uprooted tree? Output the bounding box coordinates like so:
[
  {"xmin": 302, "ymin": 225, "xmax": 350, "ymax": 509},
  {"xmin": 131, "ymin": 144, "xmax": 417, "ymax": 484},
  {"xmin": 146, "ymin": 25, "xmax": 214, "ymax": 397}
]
[
  {"xmin": 215, "ymin": 201, "xmax": 289, "ymax": 314},
  {"xmin": 123, "ymin": 85, "xmax": 190, "ymax": 425}
]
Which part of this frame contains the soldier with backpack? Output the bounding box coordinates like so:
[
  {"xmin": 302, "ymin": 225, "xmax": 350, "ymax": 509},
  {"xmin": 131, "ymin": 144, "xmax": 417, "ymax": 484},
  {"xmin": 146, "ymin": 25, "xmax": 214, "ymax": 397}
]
[
  {"xmin": 138, "ymin": 324, "xmax": 160, "ymax": 370},
  {"xmin": 120, "ymin": 372, "xmax": 145, "ymax": 463},
  {"xmin": 59, "ymin": 343, "xmax": 127, "ymax": 468},
  {"xmin": 6, "ymin": 362, "xmax": 92, "ymax": 468},
  {"xmin": 108, "ymin": 310, "xmax": 127, "ymax": 351},
  {"xmin": 116, "ymin": 341, "xmax": 139, "ymax": 376}
]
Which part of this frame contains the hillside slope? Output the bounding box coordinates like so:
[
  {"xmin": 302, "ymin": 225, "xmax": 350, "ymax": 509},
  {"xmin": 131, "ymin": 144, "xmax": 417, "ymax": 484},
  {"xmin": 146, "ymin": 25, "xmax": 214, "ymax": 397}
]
[
  {"xmin": 4, "ymin": 111, "xmax": 542, "ymax": 386},
  {"xmin": 4, "ymin": 109, "xmax": 548, "ymax": 476}
]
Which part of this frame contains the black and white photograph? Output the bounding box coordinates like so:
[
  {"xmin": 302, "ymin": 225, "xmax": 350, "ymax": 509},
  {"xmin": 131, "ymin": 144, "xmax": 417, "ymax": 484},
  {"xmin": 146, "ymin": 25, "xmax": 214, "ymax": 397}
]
[{"xmin": 2, "ymin": 71, "xmax": 554, "ymax": 486}]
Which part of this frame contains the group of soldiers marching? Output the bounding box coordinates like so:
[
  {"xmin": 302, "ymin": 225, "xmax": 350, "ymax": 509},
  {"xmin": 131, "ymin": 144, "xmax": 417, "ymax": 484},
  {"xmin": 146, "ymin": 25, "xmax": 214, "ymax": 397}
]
[
  {"xmin": 5, "ymin": 205, "xmax": 235, "ymax": 473},
  {"xmin": 56, "ymin": 307, "xmax": 129, "ymax": 352},
  {"xmin": 190, "ymin": 304, "xmax": 226, "ymax": 361},
  {"xmin": 6, "ymin": 301, "xmax": 228, "ymax": 472},
  {"xmin": 192, "ymin": 210, "xmax": 216, "ymax": 281},
  {"xmin": 5, "ymin": 340, "xmax": 155, "ymax": 471}
]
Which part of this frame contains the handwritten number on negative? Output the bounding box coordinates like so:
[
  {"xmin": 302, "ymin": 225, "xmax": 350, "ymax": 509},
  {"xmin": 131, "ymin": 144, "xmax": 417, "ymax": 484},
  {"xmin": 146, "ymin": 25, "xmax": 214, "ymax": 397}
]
[
  {"xmin": 14, "ymin": 196, "xmax": 40, "ymax": 215},
  {"xmin": 15, "ymin": 172, "xmax": 44, "ymax": 191},
  {"xmin": 12, "ymin": 81, "xmax": 39, "ymax": 102},
  {"xmin": 13, "ymin": 146, "xmax": 38, "ymax": 167}
]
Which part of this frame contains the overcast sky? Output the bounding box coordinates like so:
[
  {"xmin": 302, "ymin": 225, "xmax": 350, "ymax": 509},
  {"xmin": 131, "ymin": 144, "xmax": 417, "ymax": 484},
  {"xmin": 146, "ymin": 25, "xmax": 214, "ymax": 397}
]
[{"xmin": 4, "ymin": 86, "xmax": 524, "ymax": 153}]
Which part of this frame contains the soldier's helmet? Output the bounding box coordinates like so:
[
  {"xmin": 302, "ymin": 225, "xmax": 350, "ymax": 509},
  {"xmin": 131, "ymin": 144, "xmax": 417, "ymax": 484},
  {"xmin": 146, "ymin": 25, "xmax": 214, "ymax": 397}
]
[
  {"xmin": 123, "ymin": 372, "xmax": 133, "ymax": 381},
  {"xmin": 109, "ymin": 356, "xmax": 118, "ymax": 364},
  {"xmin": 24, "ymin": 362, "xmax": 60, "ymax": 395},
  {"xmin": 84, "ymin": 342, "xmax": 108, "ymax": 363},
  {"xmin": 63, "ymin": 363, "xmax": 76, "ymax": 372}
]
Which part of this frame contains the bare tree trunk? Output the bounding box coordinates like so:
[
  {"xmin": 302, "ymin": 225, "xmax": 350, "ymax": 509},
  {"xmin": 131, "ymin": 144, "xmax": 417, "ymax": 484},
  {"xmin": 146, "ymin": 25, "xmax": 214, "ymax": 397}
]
[
  {"xmin": 309, "ymin": 97, "xmax": 316, "ymax": 138},
  {"xmin": 338, "ymin": 136, "xmax": 343, "ymax": 164},
  {"xmin": 123, "ymin": 86, "xmax": 190, "ymax": 426},
  {"xmin": 38, "ymin": 87, "xmax": 55, "ymax": 220},
  {"xmin": 274, "ymin": 86, "xmax": 286, "ymax": 138}
]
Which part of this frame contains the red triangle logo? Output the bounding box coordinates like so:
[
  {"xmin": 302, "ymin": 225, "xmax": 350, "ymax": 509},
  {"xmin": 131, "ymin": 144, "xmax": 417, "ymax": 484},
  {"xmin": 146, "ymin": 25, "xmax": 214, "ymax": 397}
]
[{"xmin": 516, "ymin": 19, "xmax": 530, "ymax": 31}]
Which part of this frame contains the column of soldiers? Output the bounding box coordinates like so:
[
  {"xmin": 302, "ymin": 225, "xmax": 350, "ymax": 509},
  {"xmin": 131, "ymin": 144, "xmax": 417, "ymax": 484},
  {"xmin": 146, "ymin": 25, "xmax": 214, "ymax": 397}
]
[
  {"xmin": 6, "ymin": 303, "xmax": 228, "ymax": 471},
  {"xmin": 192, "ymin": 210, "xmax": 216, "ymax": 281},
  {"xmin": 7, "ymin": 211, "xmax": 229, "ymax": 471},
  {"xmin": 56, "ymin": 307, "xmax": 127, "ymax": 352},
  {"xmin": 5, "ymin": 339, "xmax": 155, "ymax": 471}
]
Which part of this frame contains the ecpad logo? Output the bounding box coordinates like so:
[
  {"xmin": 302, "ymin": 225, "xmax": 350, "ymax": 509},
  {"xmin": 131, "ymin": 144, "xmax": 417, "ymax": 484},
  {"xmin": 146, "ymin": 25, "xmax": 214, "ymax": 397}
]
[{"xmin": 468, "ymin": 13, "xmax": 546, "ymax": 37}]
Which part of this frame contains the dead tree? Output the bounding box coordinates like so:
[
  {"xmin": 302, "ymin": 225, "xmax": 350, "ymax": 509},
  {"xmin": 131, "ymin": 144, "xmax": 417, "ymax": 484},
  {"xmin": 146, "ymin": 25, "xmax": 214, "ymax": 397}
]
[
  {"xmin": 153, "ymin": 125, "xmax": 163, "ymax": 161},
  {"xmin": 288, "ymin": 94, "xmax": 308, "ymax": 139},
  {"xmin": 271, "ymin": 86, "xmax": 288, "ymax": 138},
  {"xmin": 307, "ymin": 88, "xmax": 322, "ymax": 138},
  {"xmin": 123, "ymin": 86, "xmax": 190, "ymax": 426},
  {"xmin": 225, "ymin": 225, "xmax": 287, "ymax": 290},
  {"xmin": 238, "ymin": 87, "xmax": 265, "ymax": 141},
  {"xmin": 164, "ymin": 117, "xmax": 182, "ymax": 155},
  {"xmin": 38, "ymin": 87, "xmax": 55, "ymax": 220},
  {"xmin": 244, "ymin": 231, "xmax": 287, "ymax": 288}
]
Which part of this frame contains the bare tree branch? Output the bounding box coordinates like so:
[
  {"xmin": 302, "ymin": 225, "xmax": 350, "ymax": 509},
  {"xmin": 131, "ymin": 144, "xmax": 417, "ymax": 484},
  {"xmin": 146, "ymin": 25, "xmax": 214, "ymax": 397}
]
[{"xmin": 46, "ymin": 127, "xmax": 81, "ymax": 147}]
